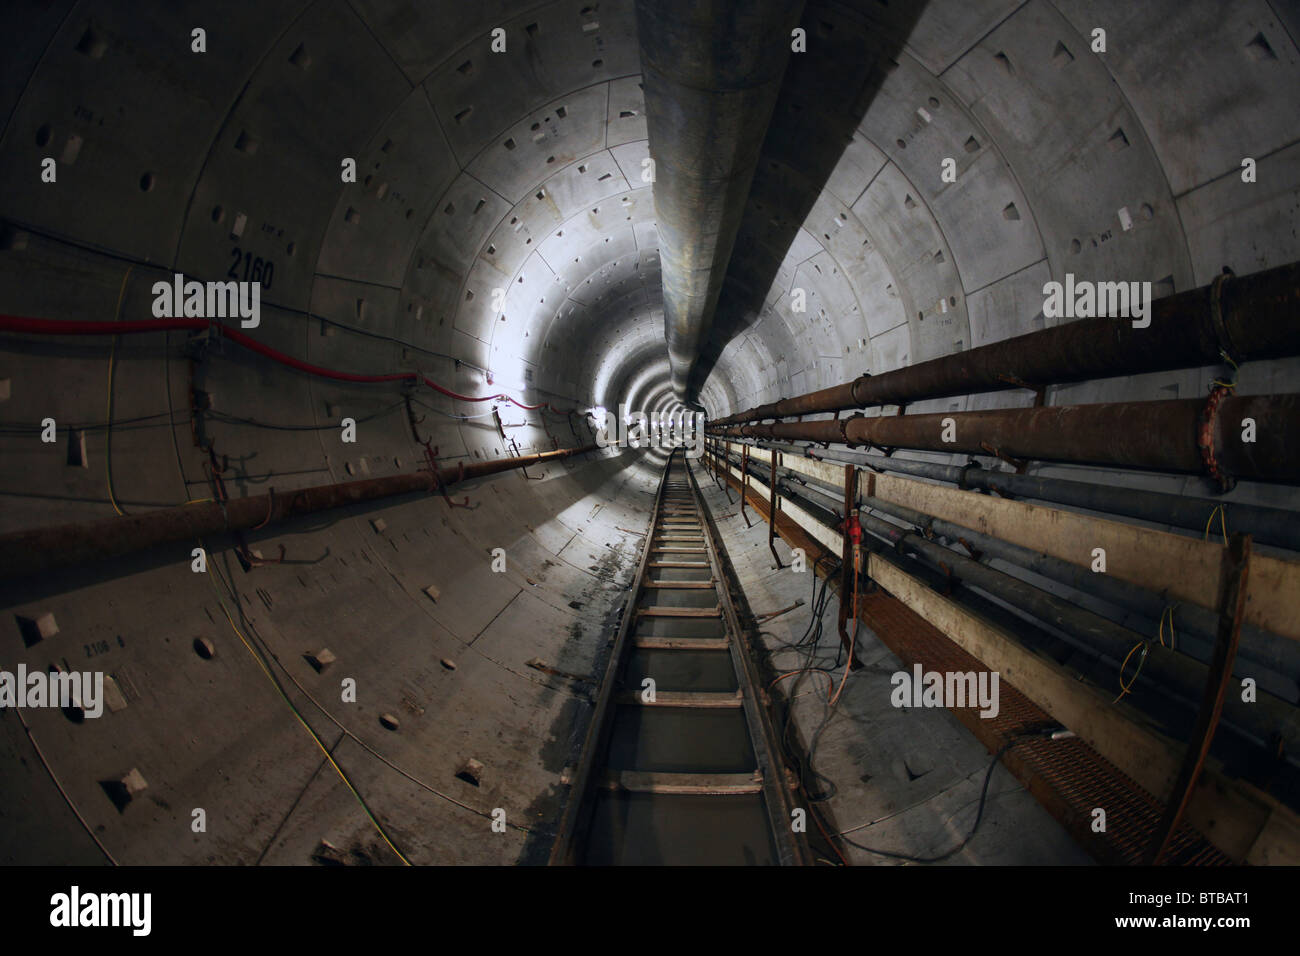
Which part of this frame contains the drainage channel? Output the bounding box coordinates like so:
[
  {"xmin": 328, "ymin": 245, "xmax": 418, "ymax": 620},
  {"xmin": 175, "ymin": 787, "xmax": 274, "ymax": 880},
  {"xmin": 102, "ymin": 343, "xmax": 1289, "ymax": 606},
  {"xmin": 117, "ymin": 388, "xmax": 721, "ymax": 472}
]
[{"xmin": 550, "ymin": 449, "xmax": 810, "ymax": 865}]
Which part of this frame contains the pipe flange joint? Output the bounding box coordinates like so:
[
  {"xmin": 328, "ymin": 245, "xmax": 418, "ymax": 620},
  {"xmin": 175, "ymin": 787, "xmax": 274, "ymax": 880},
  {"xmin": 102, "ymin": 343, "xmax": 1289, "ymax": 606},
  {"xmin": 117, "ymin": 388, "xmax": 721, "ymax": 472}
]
[
  {"xmin": 1209, "ymin": 268, "xmax": 1238, "ymax": 367},
  {"xmin": 957, "ymin": 459, "xmax": 982, "ymax": 490},
  {"xmin": 840, "ymin": 413, "xmax": 865, "ymax": 448},
  {"xmin": 848, "ymin": 373, "xmax": 873, "ymax": 407}
]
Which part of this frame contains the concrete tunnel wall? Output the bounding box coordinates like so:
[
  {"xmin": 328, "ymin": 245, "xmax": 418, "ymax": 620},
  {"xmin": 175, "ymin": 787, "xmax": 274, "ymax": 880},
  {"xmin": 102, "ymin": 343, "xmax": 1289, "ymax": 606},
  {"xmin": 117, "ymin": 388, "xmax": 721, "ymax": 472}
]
[{"xmin": 0, "ymin": 0, "xmax": 1298, "ymax": 864}]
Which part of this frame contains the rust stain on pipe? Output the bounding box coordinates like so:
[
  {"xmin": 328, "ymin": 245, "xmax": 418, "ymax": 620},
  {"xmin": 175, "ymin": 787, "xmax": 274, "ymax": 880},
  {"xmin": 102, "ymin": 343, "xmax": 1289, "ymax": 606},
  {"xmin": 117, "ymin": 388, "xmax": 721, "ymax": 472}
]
[
  {"xmin": 710, "ymin": 396, "xmax": 1300, "ymax": 483},
  {"xmin": 713, "ymin": 262, "xmax": 1300, "ymax": 424}
]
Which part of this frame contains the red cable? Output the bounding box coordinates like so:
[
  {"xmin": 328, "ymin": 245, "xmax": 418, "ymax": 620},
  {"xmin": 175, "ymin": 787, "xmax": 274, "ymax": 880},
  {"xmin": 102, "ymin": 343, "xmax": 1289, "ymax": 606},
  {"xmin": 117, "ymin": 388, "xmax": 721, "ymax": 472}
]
[{"xmin": 0, "ymin": 314, "xmax": 570, "ymax": 414}]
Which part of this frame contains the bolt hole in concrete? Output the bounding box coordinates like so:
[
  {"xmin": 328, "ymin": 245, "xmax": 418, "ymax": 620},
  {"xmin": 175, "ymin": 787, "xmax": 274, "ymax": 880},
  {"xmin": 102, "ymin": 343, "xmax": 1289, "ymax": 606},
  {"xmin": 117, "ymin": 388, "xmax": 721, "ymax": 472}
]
[
  {"xmin": 35, "ymin": 123, "xmax": 51, "ymax": 146},
  {"xmin": 379, "ymin": 713, "xmax": 400, "ymax": 731},
  {"xmin": 139, "ymin": 171, "xmax": 154, "ymax": 191},
  {"xmin": 99, "ymin": 769, "xmax": 147, "ymax": 813},
  {"xmin": 99, "ymin": 780, "xmax": 133, "ymax": 813},
  {"xmin": 456, "ymin": 758, "xmax": 484, "ymax": 786},
  {"xmin": 193, "ymin": 636, "xmax": 215, "ymax": 659},
  {"xmin": 15, "ymin": 612, "xmax": 57, "ymax": 647}
]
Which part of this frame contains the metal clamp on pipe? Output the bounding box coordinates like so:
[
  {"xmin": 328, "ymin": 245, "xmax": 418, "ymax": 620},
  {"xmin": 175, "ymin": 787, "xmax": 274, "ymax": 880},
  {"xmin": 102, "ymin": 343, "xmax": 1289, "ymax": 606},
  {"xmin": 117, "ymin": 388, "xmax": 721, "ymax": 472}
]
[
  {"xmin": 1208, "ymin": 268, "xmax": 1238, "ymax": 367},
  {"xmin": 840, "ymin": 412, "xmax": 864, "ymax": 449}
]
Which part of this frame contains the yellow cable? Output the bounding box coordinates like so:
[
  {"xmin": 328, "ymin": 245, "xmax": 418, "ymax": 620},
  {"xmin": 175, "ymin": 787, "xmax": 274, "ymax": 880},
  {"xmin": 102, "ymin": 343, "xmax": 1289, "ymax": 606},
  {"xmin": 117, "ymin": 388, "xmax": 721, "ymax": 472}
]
[
  {"xmin": 1212, "ymin": 350, "xmax": 1238, "ymax": 390},
  {"xmin": 1113, "ymin": 641, "xmax": 1148, "ymax": 703},
  {"xmin": 202, "ymin": 559, "xmax": 412, "ymax": 865},
  {"xmin": 1204, "ymin": 505, "xmax": 1227, "ymax": 545},
  {"xmin": 102, "ymin": 268, "xmax": 409, "ymax": 863},
  {"xmin": 15, "ymin": 707, "xmax": 118, "ymax": 865},
  {"xmin": 105, "ymin": 265, "xmax": 134, "ymax": 516}
]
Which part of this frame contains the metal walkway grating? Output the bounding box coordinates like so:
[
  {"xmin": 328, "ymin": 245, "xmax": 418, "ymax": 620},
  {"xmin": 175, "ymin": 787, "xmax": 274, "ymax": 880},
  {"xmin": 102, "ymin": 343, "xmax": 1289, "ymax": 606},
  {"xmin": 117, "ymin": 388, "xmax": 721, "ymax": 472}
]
[{"xmin": 857, "ymin": 588, "xmax": 1231, "ymax": 865}]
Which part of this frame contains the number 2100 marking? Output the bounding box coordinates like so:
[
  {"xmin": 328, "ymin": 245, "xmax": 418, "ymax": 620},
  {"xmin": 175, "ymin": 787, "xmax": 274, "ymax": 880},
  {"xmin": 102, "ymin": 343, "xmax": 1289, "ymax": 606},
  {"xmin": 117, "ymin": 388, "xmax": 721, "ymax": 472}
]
[{"xmin": 228, "ymin": 246, "xmax": 275, "ymax": 289}]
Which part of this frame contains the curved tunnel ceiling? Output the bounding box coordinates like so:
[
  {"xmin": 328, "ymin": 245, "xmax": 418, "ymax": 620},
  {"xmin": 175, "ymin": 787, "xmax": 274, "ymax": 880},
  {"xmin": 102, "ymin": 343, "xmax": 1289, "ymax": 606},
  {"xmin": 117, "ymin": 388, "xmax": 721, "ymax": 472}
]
[
  {"xmin": 1, "ymin": 0, "xmax": 1298, "ymax": 869},
  {"xmin": 5, "ymin": 0, "xmax": 1297, "ymax": 433}
]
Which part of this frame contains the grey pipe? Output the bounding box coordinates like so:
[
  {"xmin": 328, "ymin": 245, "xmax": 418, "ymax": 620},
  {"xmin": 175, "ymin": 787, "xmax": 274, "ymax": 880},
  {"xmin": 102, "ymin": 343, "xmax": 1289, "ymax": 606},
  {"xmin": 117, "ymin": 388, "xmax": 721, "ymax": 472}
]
[
  {"xmin": 718, "ymin": 438, "xmax": 1300, "ymax": 553},
  {"xmin": 723, "ymin": 445, "xmax": 1300, "ymax": 693},
  {"xmin": 637, "ymin": 0, "xmax": 805, "ymax": 403}
]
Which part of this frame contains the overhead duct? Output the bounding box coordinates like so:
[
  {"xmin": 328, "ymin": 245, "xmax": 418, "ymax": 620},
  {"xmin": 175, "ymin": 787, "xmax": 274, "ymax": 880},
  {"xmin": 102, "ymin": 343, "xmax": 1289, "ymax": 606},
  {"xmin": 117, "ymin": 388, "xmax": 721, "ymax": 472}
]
[{"xmin": 635, "ymin": 0, "xmax": 806, "ymax": 405}]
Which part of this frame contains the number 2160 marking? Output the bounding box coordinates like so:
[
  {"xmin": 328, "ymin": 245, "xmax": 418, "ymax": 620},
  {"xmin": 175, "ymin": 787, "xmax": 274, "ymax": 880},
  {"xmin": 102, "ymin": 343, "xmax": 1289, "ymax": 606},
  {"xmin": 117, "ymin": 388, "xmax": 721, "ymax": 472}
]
[{"xmin": 228, "ymin": 247, "xmax": 275, "ymax": 289}]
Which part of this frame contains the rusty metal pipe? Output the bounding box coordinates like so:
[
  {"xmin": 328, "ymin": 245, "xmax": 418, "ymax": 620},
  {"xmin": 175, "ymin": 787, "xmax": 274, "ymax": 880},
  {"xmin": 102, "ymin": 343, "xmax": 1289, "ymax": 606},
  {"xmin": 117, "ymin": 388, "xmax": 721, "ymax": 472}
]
[
  {"xmin": 0, "ymin": 444, "xmax": 598, "ymax": 580},
  {"xmin": 712, "ymin": 262, "xmax": 1300, "ymax": 424},
  {"xmin": 710, "ymin": 395, "xmax": 1300, "ymax": 483}
]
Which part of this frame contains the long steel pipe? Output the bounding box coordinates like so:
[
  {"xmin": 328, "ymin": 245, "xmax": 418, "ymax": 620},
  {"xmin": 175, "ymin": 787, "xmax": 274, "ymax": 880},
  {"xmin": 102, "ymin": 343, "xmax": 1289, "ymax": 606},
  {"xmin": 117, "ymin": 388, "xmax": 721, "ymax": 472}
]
[
  {"xmin": 710, "ymin": 394, "xmax": 1300, "ymax": 483},
  {"xmin": 711, "ymin": 262, "xmax": 1300, "ymax": 424},
  {"xmin": 723, "ymin": 438, "xmax": 1300, "ymax": 552},
  {"xmin": 0, "ymin": 444, "xmax": 598, "ymax": 580},
  {"xmin": 636, "ymin": 0, "xmax": 805, "ymax": 403}
]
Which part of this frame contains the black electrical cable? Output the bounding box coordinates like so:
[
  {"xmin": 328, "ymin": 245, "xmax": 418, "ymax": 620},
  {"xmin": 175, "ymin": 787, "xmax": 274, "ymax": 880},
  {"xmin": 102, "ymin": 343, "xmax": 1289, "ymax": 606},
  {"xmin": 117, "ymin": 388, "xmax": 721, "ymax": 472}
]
[
  {"xmin": 774, "ymin": 554, "xmax": 844, "ymax": 802},
  {"xmin": 772, "ymin": 549, "xmax": 1040, "ymax": 860},
  {"xmin": 835, "ymin": 740, "xmax": 1015, "ymax": 863},
  {"xmin": 834, "ymin": 729, "xmax": 1066, "ymax": 863},
  {"xmin": 0, "ymin": 411, "xmax": 186, "ymax": 434},
  {"xmin": 798, "ymin": 558, "xmax": 868, "ymax": 799},
  {"xmin": 207, "ymin": 401, "xmax": 407, "ymax": 431},
  {"xmin": 0, "ymin": 401, "xmax": 411, "ymax": 436}
]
